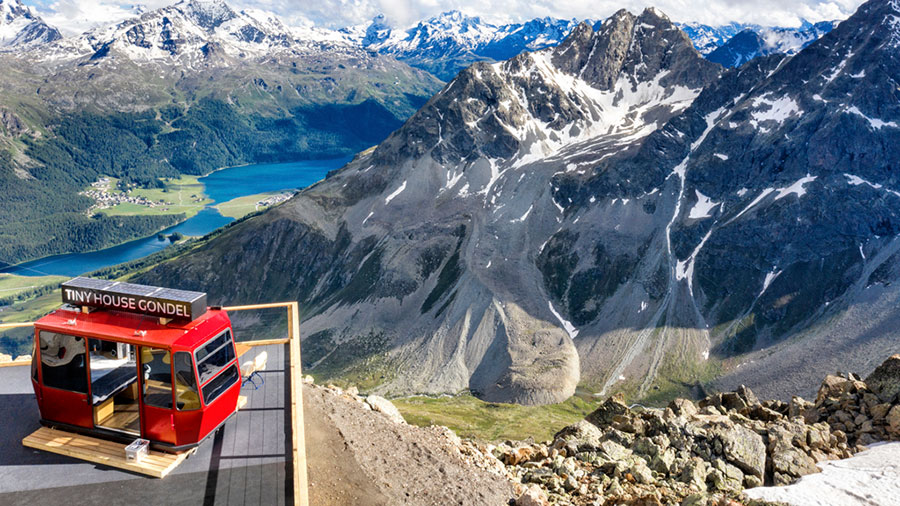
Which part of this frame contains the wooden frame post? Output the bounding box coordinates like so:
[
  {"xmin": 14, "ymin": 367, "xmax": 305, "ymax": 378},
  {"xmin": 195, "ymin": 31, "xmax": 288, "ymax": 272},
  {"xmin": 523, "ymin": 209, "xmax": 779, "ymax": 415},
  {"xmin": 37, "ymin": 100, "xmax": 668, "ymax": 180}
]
[{"xmin": 287, "ymin": 302, "xmax": 309, "ymax": 506}]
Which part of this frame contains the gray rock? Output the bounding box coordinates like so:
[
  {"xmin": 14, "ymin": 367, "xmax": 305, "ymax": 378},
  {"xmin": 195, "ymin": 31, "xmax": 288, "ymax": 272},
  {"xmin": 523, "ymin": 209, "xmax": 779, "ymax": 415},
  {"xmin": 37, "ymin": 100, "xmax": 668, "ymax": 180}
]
[
  {"xmin": 865, "ymin": 355, "xmax": 900, "ymax": 404},
  {"xmin": 554, "ymin": 420, "xmax": 604, "ymax": 450},
  {"xmin": 888, "ymin": 405, "xmax": 900, "ymax": 437},
  {"xmin": 598, "ymin": 439, "xmax": 631, "ymax": 461},
  {"xmin": 365, "ymin": 395, "xmax": 406, "ymax": 424},
  {"xmin": 712, "ymin": 424, "xmax": 766, "ymax": 478},
  {"xmin": 586, "ymin": 395, "xmax": 629, "ymax": 428},
  {"xmin": 515, "ymin": 484, "xmax": 549, "ymax": 506}
]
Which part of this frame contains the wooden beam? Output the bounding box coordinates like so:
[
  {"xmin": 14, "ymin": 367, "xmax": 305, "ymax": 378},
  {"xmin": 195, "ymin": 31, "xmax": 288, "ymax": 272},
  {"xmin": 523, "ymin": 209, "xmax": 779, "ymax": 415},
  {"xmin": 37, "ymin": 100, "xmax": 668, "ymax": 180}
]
[
  {"xmin": 0, "ymin": 322, "xmax": 35, "ymax": 330},
  {"xmin": 237, "ymin": 337, "xmax": 290, "ymax": 347},
  {"xmin": 0, "ymin": 359, "xmax": 31, "ymax": 368},
  {"xmin": 288, "ymin": 302, "xmax": 309, "ymax": 506},
  {"xmin": 221, "ymin": 302, "xmax": 294, "ymax": 311},
  {"xmin": 23, "ymin": 427, "xmax": 189, "ymax": 478}
]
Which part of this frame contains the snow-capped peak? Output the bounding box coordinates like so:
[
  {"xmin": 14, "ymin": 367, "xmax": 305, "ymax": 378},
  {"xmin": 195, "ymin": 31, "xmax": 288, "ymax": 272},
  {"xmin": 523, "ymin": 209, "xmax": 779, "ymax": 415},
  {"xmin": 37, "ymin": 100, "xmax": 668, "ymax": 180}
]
[
  {"xmin": 29, "ymin": 0, "xmax": 355, "ymax": 65},
  {"xmin": 0, "ymin": 0, "xmax": 61, "ymax": 49}
]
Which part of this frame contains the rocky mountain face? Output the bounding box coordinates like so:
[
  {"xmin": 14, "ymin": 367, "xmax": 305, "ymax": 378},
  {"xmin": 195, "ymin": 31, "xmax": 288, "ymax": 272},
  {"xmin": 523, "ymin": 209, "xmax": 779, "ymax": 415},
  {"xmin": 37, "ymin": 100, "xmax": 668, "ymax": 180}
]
[
  {"xmin": 0, "ymin": 0, "xmax": 60, "ymax": 49},
  {"xmin": 707, "ymin": 21, "xmax": 837, "ymax": 67},
  {"xmin": 139, "ymin": 0, "xmax": 899, "ymax": 408},
  {"xmin": 138, "ymin": 7, "xmax": 724, "ymax": 405},
  {"xmin": 349, "ymin": 10, "xmax": 586, "ymax": 80}
]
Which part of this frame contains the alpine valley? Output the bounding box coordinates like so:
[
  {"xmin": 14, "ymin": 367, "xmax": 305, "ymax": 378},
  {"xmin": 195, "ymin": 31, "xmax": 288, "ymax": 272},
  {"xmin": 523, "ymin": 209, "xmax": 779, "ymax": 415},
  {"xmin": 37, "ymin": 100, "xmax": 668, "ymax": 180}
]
[
  {"xmin": 136, "ymin": 0, "xmax": 900, "ymax": 409},
  {"xmin": 0, "ymin": 0, "xmax": 441, "ymax": 265},
  {"xmin": 1, "ymin": 0, "xmax": 895, "ymax": 409},
  {"xmin": 0, "ymin": 0, "xmax": 838, "ymax": 266}
]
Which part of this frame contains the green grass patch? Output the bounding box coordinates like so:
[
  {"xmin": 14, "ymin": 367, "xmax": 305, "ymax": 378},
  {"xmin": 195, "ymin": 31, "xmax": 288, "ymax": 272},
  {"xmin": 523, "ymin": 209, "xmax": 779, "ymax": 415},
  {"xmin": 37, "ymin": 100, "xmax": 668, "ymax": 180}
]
[
  {"xmin": 214, "ymin": 192, "xmax": 287, "ymax": 219},
  {"xmin": 97, "ymin": 175, "xmax": 210, "ymax": 218},
  {"xmin": 0, "ymin": 274, "xmax": 66, "ymax": 298},
  {"xmin": 0, "ymin": 274, "xmax": 67, "ymax": 308},
  {"xmin": 394, "ymin": 393, "xmax": 599, "ymax": 443}
]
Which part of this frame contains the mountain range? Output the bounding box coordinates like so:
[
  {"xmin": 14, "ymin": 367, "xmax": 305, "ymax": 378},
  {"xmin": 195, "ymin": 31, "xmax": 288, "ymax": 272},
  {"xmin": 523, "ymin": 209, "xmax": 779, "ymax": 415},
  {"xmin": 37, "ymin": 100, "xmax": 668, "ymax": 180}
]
[
  {"xmin": 0, "ymin": 0, "xmax": 440, "ymax": 265},
  {"xmin": 138, "ymin": 0, "xmax": 900, "ymax": 408},
  {"xmin": 1, "ymin": 0, "xmax": 840, "ymax": 75},
  {"xmin": 2, "ymin": 0, "xmax": 840, "ymax": 266},
  {"xmin": 706, "ymin": 21, "xmax": 838, "ymax": 67}
]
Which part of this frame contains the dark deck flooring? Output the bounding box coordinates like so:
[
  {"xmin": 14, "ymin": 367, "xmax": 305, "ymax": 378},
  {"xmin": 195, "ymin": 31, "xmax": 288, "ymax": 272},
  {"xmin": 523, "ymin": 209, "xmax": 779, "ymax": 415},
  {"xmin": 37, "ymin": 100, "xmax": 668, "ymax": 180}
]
[{"xmin": 0, "ymin": 344, "xmax": 291, "ymax": 506}]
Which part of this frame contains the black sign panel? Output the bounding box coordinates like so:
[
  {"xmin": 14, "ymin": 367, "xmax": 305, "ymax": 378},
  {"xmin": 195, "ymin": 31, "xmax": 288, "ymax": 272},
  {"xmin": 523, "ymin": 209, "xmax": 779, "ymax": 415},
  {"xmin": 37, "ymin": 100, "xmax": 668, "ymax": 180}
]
[{"xmin": 61, "ymin": 277, "xmax": 207, "ymax": 321}]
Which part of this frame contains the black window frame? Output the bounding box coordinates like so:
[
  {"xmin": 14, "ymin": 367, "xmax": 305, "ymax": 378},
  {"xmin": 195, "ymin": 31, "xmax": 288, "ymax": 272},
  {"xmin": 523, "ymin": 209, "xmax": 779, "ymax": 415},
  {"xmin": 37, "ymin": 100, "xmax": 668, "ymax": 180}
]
[
  {"xmin": 173, "ymin": 351, "xmax": 201, "ymax": 411},
  {"xmin": 194, "ymin": 329, "xmax": 236, "ymax": 385},
  {"xmin": 139, "ymin": 346, "xmax": 174, "ymax": 410},
  {"xmin": 38, "ymin": 330, "xmax": 88, "ymax": 394},
  {"xmin": 201, "ymin": 364, "xmax": 239, "ymax": 406}
]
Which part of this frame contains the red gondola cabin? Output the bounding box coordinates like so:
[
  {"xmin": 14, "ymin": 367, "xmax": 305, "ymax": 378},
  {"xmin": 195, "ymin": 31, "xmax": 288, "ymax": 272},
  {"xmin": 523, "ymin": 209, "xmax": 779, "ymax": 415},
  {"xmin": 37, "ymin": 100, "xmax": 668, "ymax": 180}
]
[{"xmin": 30, "ymin": 277, "xmax": 241, "ymax": 452}]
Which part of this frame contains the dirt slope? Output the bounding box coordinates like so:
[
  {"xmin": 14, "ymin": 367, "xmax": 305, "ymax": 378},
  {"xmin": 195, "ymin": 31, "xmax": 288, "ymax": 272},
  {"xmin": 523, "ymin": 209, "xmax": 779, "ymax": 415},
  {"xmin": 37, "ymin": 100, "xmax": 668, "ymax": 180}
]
[{"xmin": 304, "ymin": 383, "xmax": 517, "ymax": 505}]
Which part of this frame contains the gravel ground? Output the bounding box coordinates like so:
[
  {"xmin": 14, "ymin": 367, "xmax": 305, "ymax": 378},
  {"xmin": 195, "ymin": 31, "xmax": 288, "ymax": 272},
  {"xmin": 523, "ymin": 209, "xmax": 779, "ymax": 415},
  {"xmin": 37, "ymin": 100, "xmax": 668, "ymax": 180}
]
[
  {"xmin": 713, "ymin": 282, "xmax": 900, "ymax": 401},
  {"xmin": 304, "ymin": 384, "xmax": 517, "ymax": 505}
]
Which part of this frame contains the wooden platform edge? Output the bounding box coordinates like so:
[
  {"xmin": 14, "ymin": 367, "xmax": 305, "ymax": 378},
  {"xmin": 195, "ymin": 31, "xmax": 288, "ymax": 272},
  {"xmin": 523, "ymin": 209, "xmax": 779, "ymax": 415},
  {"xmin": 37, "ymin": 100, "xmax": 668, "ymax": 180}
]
[
  {"xmin": 0, "ymin": 359, "xmax": 31, "ymax": 368},
  {"xmin": 22, "ymin": 427, "xmax": 188, "ymax": 479}
]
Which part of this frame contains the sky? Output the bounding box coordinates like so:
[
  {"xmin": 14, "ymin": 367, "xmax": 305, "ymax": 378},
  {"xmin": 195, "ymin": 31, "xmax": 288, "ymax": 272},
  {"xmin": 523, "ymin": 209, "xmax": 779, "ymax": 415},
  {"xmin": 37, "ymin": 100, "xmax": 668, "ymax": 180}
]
[{"xmin": 22, "ymin": 0, "xmax": 869, "ymax": 36}]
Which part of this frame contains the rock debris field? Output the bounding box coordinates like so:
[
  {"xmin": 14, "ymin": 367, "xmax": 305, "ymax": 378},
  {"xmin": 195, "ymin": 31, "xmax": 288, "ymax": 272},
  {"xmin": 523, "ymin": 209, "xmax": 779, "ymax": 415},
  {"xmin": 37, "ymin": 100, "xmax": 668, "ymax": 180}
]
[{"xmin": 304, "ymin": 354, "xmax": 900, "ymax": 505}]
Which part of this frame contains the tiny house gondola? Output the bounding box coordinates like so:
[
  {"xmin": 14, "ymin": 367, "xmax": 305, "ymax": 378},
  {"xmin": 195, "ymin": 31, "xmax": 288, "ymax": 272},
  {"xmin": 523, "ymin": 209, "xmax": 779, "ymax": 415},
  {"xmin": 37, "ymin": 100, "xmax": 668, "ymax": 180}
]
[{"xmin": 31, "ymin": 277, "xmax": 241, "ymax": 452}]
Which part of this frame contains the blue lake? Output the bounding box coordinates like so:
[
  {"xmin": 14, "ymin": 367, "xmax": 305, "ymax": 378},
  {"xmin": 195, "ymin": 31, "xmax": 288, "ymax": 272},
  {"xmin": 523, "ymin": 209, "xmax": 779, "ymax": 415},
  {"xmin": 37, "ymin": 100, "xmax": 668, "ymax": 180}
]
[{"xmin": 1, "ymin": 157, "xmax": 350, "ymax": 277}]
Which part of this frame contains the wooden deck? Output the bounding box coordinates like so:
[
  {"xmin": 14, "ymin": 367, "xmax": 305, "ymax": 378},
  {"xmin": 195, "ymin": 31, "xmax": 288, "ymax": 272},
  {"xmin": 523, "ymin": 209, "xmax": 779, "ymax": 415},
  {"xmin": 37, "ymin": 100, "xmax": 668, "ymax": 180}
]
[{"xmin": 22, "ymin": 427, "xmax": 191, "ymax": 478}]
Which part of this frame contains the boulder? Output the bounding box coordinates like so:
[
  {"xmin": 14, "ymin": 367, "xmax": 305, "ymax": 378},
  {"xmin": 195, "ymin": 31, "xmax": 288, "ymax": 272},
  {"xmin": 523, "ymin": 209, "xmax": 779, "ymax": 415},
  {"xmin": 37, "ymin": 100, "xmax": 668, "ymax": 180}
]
[
  {"xmin": 888, "ymin": 405, "xmax": 900, "ymax": 437},
  {"xmin": 516, "ymin": 484, "xmax": 549, "ymax": 506},
  {"xmin": 770, "ymin": 446, "xmax": 819, "ymax": 485},
  {"xmin": 668, "ymin": 398, "xmax": 698, "ymax": 417},
  {"xmin": 816, "ymin": 375, "xmax": 854, "ymax": 405},
  {"xmin": 364, "ymin": 395, "xmax": 406, "ymax": 424},
  {"xmin": 678, "ymin": 458, "xmax": 709, "ymax": 491},
  {"xmin": 587, "ymin": 394, "xmax": 629, "ymax": 428},
  {"xmin": 865, "ymin": 354, "xmax": 900, "ymax": 404},
  {"xmin": 736, "ymin": 385, "xmax": 760, "ymax": 406},
  {"xmin": 712, "ymin": 424, "xmax": 766, "ymax": 479},
  {"xmin": 599, "ymin": 439, "xmax": 632, "ymax": 461},
  {"xmin": 629, "ymin": 459, "xmax": 655, "ymax": 484},
  {"xmin": 788, "ymin": 396, "xmax": 816, "ymax": 422},
  {"xmin": 554, "ymin": 419, "xmax": 604, "ymax": 450}
]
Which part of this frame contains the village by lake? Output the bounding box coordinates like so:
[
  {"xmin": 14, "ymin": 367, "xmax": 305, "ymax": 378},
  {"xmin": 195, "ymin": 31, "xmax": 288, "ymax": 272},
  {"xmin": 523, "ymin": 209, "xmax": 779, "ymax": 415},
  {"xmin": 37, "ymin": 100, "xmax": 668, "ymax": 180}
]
[{"xmin": 1, "ymin": 157, "xmax": 350, "ymax": 277}]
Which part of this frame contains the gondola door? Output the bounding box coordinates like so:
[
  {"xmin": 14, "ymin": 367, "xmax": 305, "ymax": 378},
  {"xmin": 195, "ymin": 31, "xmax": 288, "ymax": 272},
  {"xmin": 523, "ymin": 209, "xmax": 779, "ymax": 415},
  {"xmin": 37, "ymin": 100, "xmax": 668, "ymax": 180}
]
[
  {"xmin": 36, "ymin": 330, "xmax": 92, "ymax": 428},
  {"xmin": 88, "ymin": 339, "xmax": 140, "ymax": 435},
  {"xmin": 138, "ymin": 346, "xmax": 177, "ymax": 445}
]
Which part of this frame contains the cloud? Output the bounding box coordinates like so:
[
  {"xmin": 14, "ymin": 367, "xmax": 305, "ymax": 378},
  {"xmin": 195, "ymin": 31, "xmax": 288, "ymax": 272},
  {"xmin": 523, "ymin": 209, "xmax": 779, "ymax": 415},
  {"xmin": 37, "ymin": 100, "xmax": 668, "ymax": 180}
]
[{"xmin": 24, "ymin": 0, "xmax": 869, "ymax": 36}]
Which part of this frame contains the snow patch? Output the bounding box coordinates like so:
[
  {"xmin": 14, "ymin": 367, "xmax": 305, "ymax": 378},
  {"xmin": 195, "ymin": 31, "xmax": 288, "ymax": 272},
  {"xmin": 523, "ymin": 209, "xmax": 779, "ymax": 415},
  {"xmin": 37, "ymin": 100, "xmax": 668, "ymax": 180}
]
[
  {"xmin": 548, "ymin": 301, "xmax": 579, "ymax": 339},
  {"xmin": 846, "ymin": 106, "xmax": 898, "ymax": 130},
  {"xmin": 688, "ymin": 189, "xmax": 719, "ymax": 219},
  {"xmin": 845, "ymin": 173, "xmax": 882, "ymax": 189},
  {"xmin": 511, "ymin": 205, "xmax": 533, "ymax": 223},
  {"xmin": 774, "ymin": 174, "xmax": 817, "ymax": 200},
  {"xmin": 750, "ymin": 95, "xmax": 800, "ymax": 128},
  {"xmin": 745, "ymin": 442, "xmax": 900, "ymax": 506},
  {"xmin": 759, "ymin": 268, "xmax": 782, "ymax": 297},
  {"xmin": 384, "ymin": 180, "xmax": 407, "ymax": 204}
]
